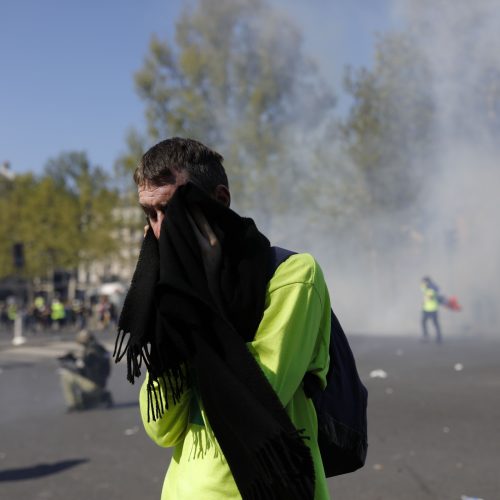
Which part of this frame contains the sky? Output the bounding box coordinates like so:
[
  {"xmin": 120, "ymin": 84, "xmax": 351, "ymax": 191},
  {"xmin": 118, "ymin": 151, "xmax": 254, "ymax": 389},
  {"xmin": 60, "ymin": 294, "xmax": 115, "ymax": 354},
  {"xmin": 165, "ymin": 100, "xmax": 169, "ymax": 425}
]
[{"xmin": 0, "ymin": 0, "xmax": 397, "ymax": 176}]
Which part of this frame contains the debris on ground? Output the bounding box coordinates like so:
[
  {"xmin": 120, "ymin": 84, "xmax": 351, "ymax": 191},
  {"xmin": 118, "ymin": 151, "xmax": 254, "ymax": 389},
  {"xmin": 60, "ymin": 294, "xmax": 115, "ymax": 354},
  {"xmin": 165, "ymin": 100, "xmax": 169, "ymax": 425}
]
[{"xmin": 369, "ymin": 369, "xmax": 388, "ymax": 379}]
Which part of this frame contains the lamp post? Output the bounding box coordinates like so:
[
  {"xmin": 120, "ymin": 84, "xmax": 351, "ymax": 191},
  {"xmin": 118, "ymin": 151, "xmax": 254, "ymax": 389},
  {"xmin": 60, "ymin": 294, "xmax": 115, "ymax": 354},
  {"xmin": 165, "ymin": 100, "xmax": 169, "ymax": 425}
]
[{"xmin": 12, "ymin": 242, "xmax": 27, "ymax": 346}]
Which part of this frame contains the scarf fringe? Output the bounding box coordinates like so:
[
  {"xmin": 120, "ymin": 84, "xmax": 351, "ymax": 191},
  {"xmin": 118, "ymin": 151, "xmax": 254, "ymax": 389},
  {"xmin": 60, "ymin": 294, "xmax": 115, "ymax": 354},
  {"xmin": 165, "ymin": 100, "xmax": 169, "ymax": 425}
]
[
  {"xmin": 113, "ymin": 329, "xmax": 129, "ymax": 363},
  {"xmin": 114, "ymin": 329, "xmax": 186, "ymax": 422},
  {"xmin": 243, "ymin": 428, "xmax": 314, "ymax": 500},
  {"xmin": 113, "ymin": 329, "xmax": 145, "ymax": 383},
  {"xmin": 146, "ymin": 366, "xmax": 185, "ymax": 422},
  {"xmin": 189, "ymin": 425, "xmax": 220, "ymax": 460}
]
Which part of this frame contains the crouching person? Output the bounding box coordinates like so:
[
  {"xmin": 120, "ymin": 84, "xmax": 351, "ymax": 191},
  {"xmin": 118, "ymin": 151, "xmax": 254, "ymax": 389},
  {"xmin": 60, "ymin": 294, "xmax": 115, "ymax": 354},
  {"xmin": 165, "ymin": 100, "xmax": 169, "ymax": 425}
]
[{"xmin": 59, "ymin": 329, "xmax": 113, "ymax": 412}]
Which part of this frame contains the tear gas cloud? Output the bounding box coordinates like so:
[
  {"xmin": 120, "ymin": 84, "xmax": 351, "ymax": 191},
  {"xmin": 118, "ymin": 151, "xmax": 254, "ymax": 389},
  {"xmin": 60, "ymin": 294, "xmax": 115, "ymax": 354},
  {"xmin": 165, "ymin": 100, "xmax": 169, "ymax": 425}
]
[
  {"xmin": 396, "ymin": 0, "xmax": 500, "ymax": 337},
  {"xmin": 260, "ymin": 0, "xmax": 500, "ymax": 337}
]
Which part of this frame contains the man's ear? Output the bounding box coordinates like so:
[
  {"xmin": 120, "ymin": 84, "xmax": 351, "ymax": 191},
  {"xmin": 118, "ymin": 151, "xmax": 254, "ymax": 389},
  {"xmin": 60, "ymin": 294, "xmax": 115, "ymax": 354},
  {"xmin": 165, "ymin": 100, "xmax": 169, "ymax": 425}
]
[{"xmin": 214, "ymin": 185, "xmax": 231, "ymax": 207}]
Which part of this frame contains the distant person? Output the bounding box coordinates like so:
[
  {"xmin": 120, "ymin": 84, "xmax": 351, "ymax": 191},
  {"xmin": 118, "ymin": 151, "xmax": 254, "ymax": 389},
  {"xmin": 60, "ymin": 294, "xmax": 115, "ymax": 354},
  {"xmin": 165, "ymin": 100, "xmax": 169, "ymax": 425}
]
[
  {"xmin": 420, "ymin": 276, "xmax": 442, "ymax": 343},
  {"xmin": 6, "ymin": 297, "xmax": 17, "ymax": 327},
  {"xmin": 71, "ymin": 299, "xmax": 88, "ymax": 330},
  {"xmin": 97, "ymin": 295, "xmax": 116, "ymax": 330},
  {"xmin": 50, "ymin": 296, "xmax": 66, "ymax": 330},
  {"xmin": 0, "ymin": 302, "xmax": 7, "ymax": 329},
  {"xmin": 33, "ymin": 295, "xmax": 48, "ymax": 331},
  {"xmin": 58, "ymin": 329, "xmax": 113, "ymax": 412}
]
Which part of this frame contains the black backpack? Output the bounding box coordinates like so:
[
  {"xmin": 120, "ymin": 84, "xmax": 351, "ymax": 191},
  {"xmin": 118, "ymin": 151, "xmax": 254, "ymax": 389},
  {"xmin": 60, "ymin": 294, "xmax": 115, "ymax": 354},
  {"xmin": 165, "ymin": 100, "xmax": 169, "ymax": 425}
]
[{"xmin": 269, "ymin": 247, "xmax": 368, "ymax": 477}]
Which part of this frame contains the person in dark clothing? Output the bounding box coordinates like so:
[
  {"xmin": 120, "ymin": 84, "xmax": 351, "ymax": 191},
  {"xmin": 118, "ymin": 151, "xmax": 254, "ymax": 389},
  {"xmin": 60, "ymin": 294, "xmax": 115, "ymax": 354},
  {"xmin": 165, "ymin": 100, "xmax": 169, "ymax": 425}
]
[{"xmin": 59, "ymin": 329, "xmax": 113, "ymax": 412}]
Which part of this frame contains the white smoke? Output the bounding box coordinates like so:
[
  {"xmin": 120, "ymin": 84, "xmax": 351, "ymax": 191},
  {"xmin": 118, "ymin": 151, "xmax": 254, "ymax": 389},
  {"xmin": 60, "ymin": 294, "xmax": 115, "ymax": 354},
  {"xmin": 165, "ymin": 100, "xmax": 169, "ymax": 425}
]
[
  {"xmin": 392, "ymin": 0, "xmax": 500, "ymax": 336},
  {"xmin": 264, "ymin": 0, "xmax": 500, "ymax": 337}
]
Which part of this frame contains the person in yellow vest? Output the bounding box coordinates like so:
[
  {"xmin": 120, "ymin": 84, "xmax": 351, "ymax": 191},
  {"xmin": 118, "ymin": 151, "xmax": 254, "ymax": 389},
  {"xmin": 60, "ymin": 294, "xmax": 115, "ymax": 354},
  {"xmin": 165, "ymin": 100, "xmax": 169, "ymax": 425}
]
[
  {"xmin": 51, "ymin": 297, "xmax": 66, "ymax": 330},
  {"xmin": 6, "ymin": 298, "xmax": 17, "ymax": 325},
  {"xmin": 34, "ymin": 295, "xmax": 48, "ymax": 331},
  {"xmin": 34, "ymin": 295, "xmax": 45, "ymax": 310},
  {"xmin": 421, "ymin": 276, "xmax": 442, "ymax": 343}
]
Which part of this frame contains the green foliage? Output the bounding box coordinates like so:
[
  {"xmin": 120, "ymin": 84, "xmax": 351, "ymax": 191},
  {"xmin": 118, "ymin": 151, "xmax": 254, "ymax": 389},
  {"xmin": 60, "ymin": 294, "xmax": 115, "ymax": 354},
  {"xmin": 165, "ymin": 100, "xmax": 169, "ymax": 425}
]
[
  {"xmin": 0, "ymin": 153, "xmax": 119, "ymax": 281},
  {"xmin": 0, "ymin": 173, "xmax": 78, "ymax": 278},
  {"xmin": 43, "ymin": 152, "xmax": 119, "ymax": 264},
  {"xmin": 127, "ymin": 0, "xmax": 336, "ymax": 215},
  {"xmin": 114, "ymin": 129, "xmax": 147, "ymax": 197},
  {"xmin": 341, "ymin": 32, "xmax": 436, "ymax": 211},
  {"xmin": 113, "ymin": 130, "xmax": 149, "ymax": 240}
]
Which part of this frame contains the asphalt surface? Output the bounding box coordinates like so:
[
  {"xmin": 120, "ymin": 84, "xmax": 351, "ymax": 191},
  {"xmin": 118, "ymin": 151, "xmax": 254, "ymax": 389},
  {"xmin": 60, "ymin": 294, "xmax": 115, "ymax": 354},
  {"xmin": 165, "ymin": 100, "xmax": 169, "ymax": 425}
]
[{"xmin": 0, "ymin": 327, "xmax": 499, "ymax": 500}]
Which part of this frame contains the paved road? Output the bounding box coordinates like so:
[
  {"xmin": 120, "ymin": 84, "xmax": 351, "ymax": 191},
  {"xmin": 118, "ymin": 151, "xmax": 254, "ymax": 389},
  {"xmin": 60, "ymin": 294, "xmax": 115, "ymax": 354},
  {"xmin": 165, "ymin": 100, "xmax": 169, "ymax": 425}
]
[
  {"xmin": 1, "ymin": 328, "xmax": 499, "ymax": 499},
  {"xmin": 0, "ymin": 328, "xmax": 169, "ymax": 500}
]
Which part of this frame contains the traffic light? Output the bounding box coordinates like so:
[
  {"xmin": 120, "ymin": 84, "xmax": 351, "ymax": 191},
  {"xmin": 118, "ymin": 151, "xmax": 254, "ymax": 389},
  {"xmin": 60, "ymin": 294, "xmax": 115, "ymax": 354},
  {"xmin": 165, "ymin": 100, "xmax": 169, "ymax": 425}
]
[{"xmin": 12, "ymin": 242, "xmax": 25, "ymax": 269}]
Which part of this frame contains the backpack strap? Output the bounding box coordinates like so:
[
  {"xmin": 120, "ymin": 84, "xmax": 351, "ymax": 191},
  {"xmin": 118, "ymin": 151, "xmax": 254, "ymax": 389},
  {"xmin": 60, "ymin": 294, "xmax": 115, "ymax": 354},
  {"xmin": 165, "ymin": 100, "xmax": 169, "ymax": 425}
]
[
  {"xmin": 267, "ymin": 245, "xmax": 368, "ymax": 477},
  {"xmin": 267, "ymin": 246, "xmax": 296, "ymax": 282},
  {"xmin": 268, "ymin": 246, "xmax": 322, "ymax": 397}
]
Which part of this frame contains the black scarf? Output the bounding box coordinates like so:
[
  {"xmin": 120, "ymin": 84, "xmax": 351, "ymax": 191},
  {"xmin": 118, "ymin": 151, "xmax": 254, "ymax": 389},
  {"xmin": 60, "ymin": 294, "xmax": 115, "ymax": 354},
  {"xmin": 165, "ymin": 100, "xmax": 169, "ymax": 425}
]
[{"xmin": 114, "ymin": 183, "xmax": 314, "ymax": 499}]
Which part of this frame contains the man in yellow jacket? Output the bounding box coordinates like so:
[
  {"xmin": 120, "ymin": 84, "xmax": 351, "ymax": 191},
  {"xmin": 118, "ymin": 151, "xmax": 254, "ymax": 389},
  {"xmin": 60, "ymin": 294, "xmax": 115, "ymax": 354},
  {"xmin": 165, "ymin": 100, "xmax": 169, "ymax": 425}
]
[{"xmin": 117, "ymin": 138, "xmax": 332, "ymax": 499}]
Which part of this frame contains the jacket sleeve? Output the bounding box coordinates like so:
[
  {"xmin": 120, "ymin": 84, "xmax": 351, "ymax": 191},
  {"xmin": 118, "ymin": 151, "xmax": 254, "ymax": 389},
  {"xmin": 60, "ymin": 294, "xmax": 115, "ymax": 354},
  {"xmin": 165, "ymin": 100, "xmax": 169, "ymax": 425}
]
[
  {"xmin": 246, "ymin": 254, "xmax": 331, "ymax": 408},
  {"xmin": 139, "ymin": 370, "xmax": 192, "ymax": 448}
]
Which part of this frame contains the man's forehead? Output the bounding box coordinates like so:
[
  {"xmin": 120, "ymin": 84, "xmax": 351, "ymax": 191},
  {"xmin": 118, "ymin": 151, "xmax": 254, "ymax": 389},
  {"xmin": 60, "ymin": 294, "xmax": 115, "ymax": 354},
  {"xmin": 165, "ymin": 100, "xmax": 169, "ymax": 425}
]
[
  {"xmin": 138, "ymin": 183, "xmax": 171, "ymax": 195},
  {"xmin": 137, "ymin": 171, "xmax": 189, "ymax": 192},
  {"xmin": 138, "ymin": 184, "xmax": 173, "ymax": 204}
]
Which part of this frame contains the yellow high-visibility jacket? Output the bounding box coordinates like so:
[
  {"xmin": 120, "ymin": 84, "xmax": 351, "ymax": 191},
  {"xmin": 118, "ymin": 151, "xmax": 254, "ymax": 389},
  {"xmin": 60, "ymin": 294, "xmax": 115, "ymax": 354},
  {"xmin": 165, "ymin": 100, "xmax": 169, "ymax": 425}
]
[{"xmin": 140, "ymin": 253, "xmax": 332, "ymax": 500}]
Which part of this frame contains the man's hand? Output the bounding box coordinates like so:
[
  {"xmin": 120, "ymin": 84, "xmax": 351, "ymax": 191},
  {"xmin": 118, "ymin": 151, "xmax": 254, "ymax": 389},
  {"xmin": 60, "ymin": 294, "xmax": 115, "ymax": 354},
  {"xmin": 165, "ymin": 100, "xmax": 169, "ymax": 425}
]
[
  {"xmin": 187, "ymin": 206, "xmax": 223, "ymax": 306},
  {"xmin": 188, "ymin": 205, "xmax": 221, "ymax": 275}
]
